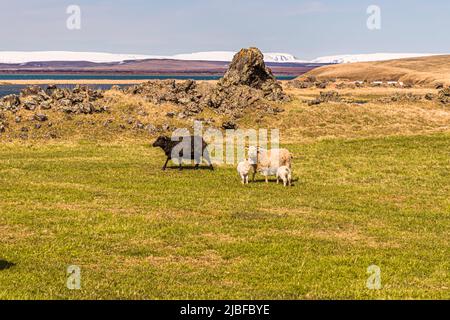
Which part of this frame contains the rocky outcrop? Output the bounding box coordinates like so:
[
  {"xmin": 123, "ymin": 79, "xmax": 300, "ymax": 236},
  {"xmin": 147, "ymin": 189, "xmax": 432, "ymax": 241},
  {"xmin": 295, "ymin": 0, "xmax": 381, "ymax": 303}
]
[
  {"xmin": 377, "ymin": 93, "xmax": 423, "ymax": 103},
  {"xmin": 0, "ymin": 112, "xmax": 6, "ymax": 133},
  {"xmin": 0, "ymin": 94, "xmax": 21, "ymax": 111},
  {"xmin": 218, "ymin": 47, "xmax": 288, "ymax": 101},
  {"xmin": 308, "ymin": 91, "xmax": 341, "ymax": 106},
  {"xmin": 126, "ymin": 47, "xmax": 289, "ymax": 118},
  {"xmin": 0, "ymin": 85, "xmax": 106, "ymax": 115},
  {"xmin": 1, "ymin": 48, "xmax": 290, "ymax": 137},
  {"xmin": 125, "ymin": 79, "xmax": 207, "ymax": 116},
  {"xmin": 437, "ymin": 87, "xmax": 450, "ymax": 104},
  {"xmin": 289, "ymin": 76, "xmax": 329, "ymax": 90}
]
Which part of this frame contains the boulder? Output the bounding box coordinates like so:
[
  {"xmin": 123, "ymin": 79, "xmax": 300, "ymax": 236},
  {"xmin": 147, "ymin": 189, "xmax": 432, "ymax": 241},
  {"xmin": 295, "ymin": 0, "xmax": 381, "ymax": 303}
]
[
  {"xmin": 0, "ymin": 112, "xmax": 6, "ymax": 132},
  {"xmin": 0, "ymin": 94, "xmax": 21, "ymax": 111},
  {"xmin": 124, "ymin": 48, "xmax": 290, "ymax": 120},
  {"xmin": 218, "ymin": 47, "xmax": 288, "ymax": 102},
  {"xmin": 221, "ymin": 120, "xmax": 237, "ymax": 130},
  {"xmin": 34, "ymin": 114, "xmax": 48, "ymax": 122},
  {"xmin": 437, "ymin": 87, "xmax": 450, "ymax": 104},
  {"xmin": 20, "ymin": 85, "xmax": 44, "ymax": 97},
  {"xmin": 220, "ymin": 48, "xmax": 273, "ymax": 88}
]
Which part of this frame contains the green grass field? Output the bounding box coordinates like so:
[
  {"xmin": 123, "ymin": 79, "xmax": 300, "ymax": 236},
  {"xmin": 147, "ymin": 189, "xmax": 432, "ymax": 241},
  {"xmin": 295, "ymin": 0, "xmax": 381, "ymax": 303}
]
[{"xmin": 0, "ymin": 134, "xmax": 449, "ymax": 299}]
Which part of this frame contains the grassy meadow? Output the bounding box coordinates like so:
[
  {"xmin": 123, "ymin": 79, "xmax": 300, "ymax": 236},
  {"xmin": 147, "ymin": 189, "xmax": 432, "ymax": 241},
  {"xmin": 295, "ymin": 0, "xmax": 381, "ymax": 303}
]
[{"xmin": 1, "ymin": 133, "xmax": 449, "ymax": 299}]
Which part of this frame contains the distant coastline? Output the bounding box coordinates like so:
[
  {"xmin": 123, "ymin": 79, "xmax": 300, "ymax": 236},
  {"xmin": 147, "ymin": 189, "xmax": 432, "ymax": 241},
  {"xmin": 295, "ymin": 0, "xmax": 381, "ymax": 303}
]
[{"xmin": 0, "ymin": 74, "xmax": 296, "ymax": 86}]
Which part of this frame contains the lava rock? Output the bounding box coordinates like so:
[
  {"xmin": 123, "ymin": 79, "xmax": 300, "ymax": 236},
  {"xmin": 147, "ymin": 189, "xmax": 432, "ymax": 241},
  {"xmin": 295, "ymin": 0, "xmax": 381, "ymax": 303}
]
[
  {"xmin": 221, "ymin": 121, "xmax": 237, "ymax": 130},
  {"xmin": 34, "ymin": 114, "xmax": 48, "ymax": 122}
]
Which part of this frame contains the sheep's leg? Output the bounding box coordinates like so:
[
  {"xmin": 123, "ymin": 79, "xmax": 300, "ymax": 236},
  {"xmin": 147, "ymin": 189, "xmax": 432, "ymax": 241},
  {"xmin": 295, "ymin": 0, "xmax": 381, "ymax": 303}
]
[
  {"xmin": 178, "ymin": 157, "xmax": 183, "ymax": 171},
  {"xmin": 252, "ymin": 165, "xmax": 257, "ymax": 182},
  {"xmin": 162, "ymin": 157, "xmax": 170, "ymax": 171},
  {"xmin": 203, "ymin": 151, "xmax": 214, "ymax": 170},
  {"xmin": 265, "ymin": 175, "xmax": 269, "ymax": 184}
]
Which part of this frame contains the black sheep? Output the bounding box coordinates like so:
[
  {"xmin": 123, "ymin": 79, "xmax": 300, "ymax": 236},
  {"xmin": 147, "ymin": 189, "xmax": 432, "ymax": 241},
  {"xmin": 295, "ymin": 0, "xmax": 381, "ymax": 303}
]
[{"xmin": 152, "ymin": 135, "xmax": 214, "ymax": 171}]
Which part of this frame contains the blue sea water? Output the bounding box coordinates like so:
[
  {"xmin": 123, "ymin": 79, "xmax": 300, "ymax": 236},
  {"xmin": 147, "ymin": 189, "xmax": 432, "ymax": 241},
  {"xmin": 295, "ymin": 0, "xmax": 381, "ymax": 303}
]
[
  {"xmin": 0, "ymin": 74, "xmax": 296, "ymax": 97},
  {"xmin": 0, "ymin": 74, "xmax": 224, "ymax": 81}
]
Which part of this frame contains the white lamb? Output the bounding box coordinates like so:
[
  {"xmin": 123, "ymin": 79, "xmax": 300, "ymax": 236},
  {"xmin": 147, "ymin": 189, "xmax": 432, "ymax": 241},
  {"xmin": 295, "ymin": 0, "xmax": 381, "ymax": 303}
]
[
  {"xmin": 237, "ymin": 160, "xmax": 252, "ymax": 185},
  {"xmin": 276, "ymin": 166, "xmax": 292, "ymax": 187}
]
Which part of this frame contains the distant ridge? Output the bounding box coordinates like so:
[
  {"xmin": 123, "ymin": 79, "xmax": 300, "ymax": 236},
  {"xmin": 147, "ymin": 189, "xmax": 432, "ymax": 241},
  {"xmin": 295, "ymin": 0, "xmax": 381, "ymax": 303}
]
[{"xmin": 301, "ymin": 55, "xmax": 450, "ymax": 86}]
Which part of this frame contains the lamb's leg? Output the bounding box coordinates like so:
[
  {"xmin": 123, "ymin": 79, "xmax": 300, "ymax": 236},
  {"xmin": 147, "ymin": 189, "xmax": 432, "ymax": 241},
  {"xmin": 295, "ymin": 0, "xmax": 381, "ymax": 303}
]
[
  {"xmin": 162, "ymin": 157, "xmax": 170, "ymax": 171},
  {"xmin": 276, "ymin": 173, "xmax": 279, "ymax": 184},
  {"xmin": 203, "ymin": 150, "xmax": 214, "ymax": 170},
  {"xmin": 265, "ymin": 175, "xmax": 269, "ymax": 184},
  {"xmin": 178, "ymin": 157, "xmax": 183, "ymax": 171}
]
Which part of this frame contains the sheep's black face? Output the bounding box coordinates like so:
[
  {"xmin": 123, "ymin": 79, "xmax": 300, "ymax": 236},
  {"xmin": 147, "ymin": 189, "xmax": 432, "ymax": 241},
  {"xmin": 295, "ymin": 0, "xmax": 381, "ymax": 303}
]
[{"xmin": 152, "ymin": 136, "xmax": 169, "ymax": 148}]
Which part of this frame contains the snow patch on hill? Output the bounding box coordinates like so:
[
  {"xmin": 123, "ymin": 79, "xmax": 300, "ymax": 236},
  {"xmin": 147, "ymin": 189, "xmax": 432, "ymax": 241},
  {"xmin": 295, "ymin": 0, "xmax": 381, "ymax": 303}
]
[{"xmin": 311, "ymin": 53, "xmax": 438, "ymax": 64}]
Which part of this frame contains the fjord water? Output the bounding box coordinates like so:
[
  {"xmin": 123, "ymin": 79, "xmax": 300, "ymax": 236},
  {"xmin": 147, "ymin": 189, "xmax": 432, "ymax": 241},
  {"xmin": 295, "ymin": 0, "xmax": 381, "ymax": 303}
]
[{"xmin": 0, "ymin": 74, "xmax": 296, "ymax": 97}]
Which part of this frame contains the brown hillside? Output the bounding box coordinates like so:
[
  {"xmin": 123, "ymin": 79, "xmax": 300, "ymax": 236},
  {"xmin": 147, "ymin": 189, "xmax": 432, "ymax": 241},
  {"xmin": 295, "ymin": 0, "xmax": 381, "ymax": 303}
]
[{"xmin": 300, "ymin": 55, "xmax": 450, "ymax": 86}]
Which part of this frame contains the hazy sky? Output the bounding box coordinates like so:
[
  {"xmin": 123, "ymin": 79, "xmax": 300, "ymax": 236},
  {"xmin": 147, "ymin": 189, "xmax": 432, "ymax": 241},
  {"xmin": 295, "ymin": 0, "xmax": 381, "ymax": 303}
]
[{"xmin": 0, "ymin": 0, "xmax": 449, "ymax": 59}]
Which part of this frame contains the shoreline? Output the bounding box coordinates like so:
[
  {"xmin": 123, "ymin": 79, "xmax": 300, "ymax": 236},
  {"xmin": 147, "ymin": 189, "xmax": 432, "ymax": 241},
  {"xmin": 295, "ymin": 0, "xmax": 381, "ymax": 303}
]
[
  {"xmin": 0, "ymin": 79, "xmax": 167, "ymax": 85},
  {"xmin": 0, "ymin": 79, "xmax": 293, "ymax": 85}
]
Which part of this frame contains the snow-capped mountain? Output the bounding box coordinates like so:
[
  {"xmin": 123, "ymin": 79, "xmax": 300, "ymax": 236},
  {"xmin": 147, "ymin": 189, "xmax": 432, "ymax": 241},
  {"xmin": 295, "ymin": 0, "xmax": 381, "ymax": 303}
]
[
  {"xmin": 0, "ymin": 51, "xmax": 162, "ymax": 64},
  {"xmin": 264, "ymin": 53, "xmax": 308, "ymax": 63},
  {"xmin": 0, "ymin": 51, "xmax": 306, "ymax": 64},
  {"xmin": 311, "ymin": 53, "xmax": 438, "ymax": 64},
  {"xmin": 172, "ymin": 51, "xmax": 307, "ymax": 63},
  {"xmin": 0, "ymin": 51, "xmax": 441, "ymax": 65}
]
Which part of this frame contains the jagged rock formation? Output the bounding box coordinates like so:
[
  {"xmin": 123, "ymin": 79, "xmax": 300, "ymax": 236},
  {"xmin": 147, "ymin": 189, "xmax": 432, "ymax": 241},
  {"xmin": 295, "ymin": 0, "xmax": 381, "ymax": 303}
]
[
  {"xmin": 126, "ymin": 47, "xmax": 289, "ymax": 118},
  {"xmin": 218, "ymin": 47, "xmax": 288, "ymax": 100}
]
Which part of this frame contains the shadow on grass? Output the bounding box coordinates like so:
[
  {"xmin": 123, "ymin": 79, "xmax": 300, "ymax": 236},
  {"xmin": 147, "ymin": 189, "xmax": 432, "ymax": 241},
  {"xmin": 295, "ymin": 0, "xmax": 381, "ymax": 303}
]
[
  {"xmin": 163, "ymin": 165, "xmax": 214, "ymax": 171},
  {"xmin": 250, "ymin": 177, "xmax": 301, "ymax": 186},
  {"xmin": 0, "ymin": 260, "xmax": 15, "ymax": 271}
]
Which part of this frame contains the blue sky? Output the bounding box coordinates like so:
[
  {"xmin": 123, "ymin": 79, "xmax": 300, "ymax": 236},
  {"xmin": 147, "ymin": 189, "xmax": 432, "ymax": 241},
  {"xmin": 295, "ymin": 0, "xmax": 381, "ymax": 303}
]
[{"xmin": 0, "ymin": 0, "xmax": 449, "ymax": 59}]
